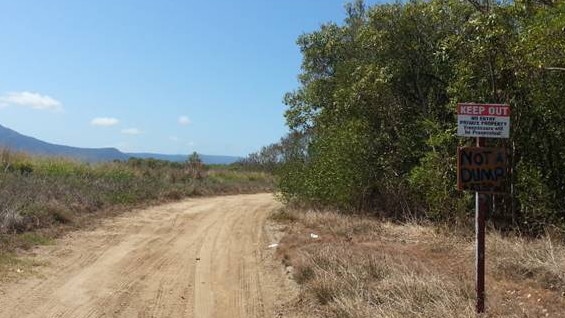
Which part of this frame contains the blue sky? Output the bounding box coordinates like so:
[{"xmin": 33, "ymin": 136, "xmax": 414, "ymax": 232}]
[{"xmin": 0, "ymin": 0, "xmax": 383, "ymax": 156}]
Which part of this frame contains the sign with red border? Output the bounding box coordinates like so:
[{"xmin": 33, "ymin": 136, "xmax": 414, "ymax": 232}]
[{"xmin": 457, "ymin": 103, "xmax": 510, "ymax": 139}]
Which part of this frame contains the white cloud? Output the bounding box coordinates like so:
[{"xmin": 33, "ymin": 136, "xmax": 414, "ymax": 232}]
[
  {"xmin": 169, "ymin": 136, "xmax": 180, "ymax": 142},
  {"xmin": 0, "ymin": 91, "xmax": 63, "ymax": 111},
  {"xmin": 91, "ymin": 117, "xmax": 119, "ymax": 126},
  {"xmin": 178, "ymin": 115, "xmax": 191, "ymax": 125},
  {"xmin": 121, "ymin": 128, "xmax": 142, "ymax": 135}
]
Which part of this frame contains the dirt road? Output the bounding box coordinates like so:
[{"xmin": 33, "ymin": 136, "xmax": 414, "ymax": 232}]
[{"xmin": 0, "ymin": 193, "xmax": 289, "ymax": 318}]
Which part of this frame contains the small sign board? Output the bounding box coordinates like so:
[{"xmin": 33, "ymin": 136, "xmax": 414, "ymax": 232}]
[
  {"xmin": 457, "ymin": 103, "xmax": 510, "ymax": 138},
  {"xmin": 457, "ymin": 147, "xmax": 508, "ymax": 193}
]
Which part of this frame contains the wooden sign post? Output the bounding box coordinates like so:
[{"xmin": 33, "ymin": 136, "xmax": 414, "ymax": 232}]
[
  {"xmin": 457, "ymin": 103, "xmax": 510, "ymax": 314},
  {"xmin": 475, "ymin": 138, "xmax": 487, "ymax": 314}
]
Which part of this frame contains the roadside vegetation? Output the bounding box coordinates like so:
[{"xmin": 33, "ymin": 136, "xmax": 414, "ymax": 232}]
[
  {"xmin": 272, "ymin": 208, "xmax": 565, "ymax": 317},
  {"xmin": 237, "ymin": 0, "xmax": 565, "ymax": 316},
  {"xmin": 0, "ymin": 149, "xmax": 273, "ymax": 257},
  {"xmin": 243, "ymin": 0, "xmax": 565, "ymax": 234}
]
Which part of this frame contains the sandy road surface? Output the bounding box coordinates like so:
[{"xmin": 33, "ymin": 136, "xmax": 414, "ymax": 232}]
[{"xmin": 0, "ymin": 193, "xmax": 289, "ymax": 318}]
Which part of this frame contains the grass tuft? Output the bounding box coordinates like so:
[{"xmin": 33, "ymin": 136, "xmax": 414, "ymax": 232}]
[
  {"xmin": 269, "ymin": 208, "xmax": 299, "ymax": 223},
  {"xmin": 489, "ymin": 233, "xmax": 565, "ymax": 290}
]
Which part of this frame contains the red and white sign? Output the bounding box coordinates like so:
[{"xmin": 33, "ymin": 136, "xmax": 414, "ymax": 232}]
[{"xmin": 457, "ymin": 103, "xmax": 510, "ymax": 138}]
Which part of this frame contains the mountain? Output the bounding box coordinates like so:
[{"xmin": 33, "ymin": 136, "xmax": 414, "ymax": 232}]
[
  {"xmin": 0, "ymin": 124, "xmax": 241, "ymax": 164},
  {"xmin": 0, "ymin": 124, "xmax": 129, "ymax": 162}
]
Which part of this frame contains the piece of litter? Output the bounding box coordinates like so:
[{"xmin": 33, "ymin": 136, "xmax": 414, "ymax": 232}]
[
  {"xmin": 310, "ymin": 233, "xmax": 319, "ymax": 239},
  {"xmin": 268, "ymin": 243, "xmax": 279, "ymax": 248},
  {"xmin": 285, "ymin": 266, "xmax": 293, "ymax": 274},
  {"xmin": 16, "ymin": 268, "xmax": 23, "ymax": 273}
]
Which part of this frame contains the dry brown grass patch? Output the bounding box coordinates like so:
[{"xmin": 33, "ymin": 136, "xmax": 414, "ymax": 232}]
[
  {"xmin": 274, "ymin": 208, "xmax": 565, "ymax": 318},
  {"xmin": 489, "ymin": 233, "xmax": 565, "ymax": 291}
]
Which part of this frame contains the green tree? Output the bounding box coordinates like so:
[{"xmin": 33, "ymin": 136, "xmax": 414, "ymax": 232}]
[
  {"xmin": 187, "ymin": 152, "xmax": 204, "ymax": 179},
  {"xmin": 278, "ymin": 0, "xmax": 565, "ymax": 231}
]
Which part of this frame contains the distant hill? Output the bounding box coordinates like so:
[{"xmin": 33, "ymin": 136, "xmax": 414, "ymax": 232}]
[
  {"xmin": 125, "ymin": 153, "xmax": 241, "ymax": 165},
  {"xmin": 0, "ymin": 124, "xmax": 129, "ymax": 162},
  {"xmin": 0, "ymin": 124, "xmax": 241, "ymax": 164}
]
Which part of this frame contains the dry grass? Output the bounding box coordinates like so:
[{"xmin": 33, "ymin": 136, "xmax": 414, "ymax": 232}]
[
  {"xmin": 0, "ymin": 252, "xmax": 45, "ymax": 283},
  {"xmin": 274, "ymin": 208, "xmax": 565, "ymax": 318},
  {"xmin": 0, "ymin": 150, "xmax": 274, "ymax": 253},
  {"xmin": 489, "ymin": 233, "xmax": 565, "ymax": 290}
]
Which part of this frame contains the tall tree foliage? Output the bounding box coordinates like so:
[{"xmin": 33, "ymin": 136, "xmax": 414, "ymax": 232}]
[{"xmin": 276, "ymin": 0, "xmax": 565, "ymax": 231}]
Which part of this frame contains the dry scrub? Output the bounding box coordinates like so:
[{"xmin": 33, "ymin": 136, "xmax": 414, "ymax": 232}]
[
  {"xmin": 0, "ymin": 150, "xmax": 274, "ymax": 254},
  {"xmin": 272, "ymin": 209, "xmax": 565, "ymax": 318}
]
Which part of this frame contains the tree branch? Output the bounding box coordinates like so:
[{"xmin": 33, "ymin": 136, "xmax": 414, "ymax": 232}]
[{"xmin": 544, "ymin": 66, "xmax": 565, "ymax": 71}]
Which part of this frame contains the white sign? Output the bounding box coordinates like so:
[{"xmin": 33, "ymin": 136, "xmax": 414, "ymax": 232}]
[{"xmin": 457, "ymin": 103, "xmax": 510, "ymax": 138}]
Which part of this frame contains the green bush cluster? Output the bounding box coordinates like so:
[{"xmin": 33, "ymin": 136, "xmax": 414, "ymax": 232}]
[{"xmin": 269, "ymin": 0, "xmax": 565, "ymax": 232}]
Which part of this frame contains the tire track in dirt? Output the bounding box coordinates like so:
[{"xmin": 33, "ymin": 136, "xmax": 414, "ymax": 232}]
[{"xmin": 0, "ymin": 193, "xmax": 288, "ymax": 318}]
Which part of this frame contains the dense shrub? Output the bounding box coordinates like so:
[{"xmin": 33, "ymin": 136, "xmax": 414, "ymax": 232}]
[{"xmin": 272, "ymin": 0, "xmax": 565, "ymax": 233}]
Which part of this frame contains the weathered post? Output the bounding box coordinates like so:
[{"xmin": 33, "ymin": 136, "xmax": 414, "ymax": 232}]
[
  {"xmin": 476, "ymin": 137, "xmax": 486, "ymax": 314},
  {"xmin": 456, "ymin": 103, "xmax": 511, "ymax": 315}
]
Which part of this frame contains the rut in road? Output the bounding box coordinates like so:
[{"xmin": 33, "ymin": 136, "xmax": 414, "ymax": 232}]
[{"xmin": 0, "ymin": 193, "xmax": 289, "ymax": 318}]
